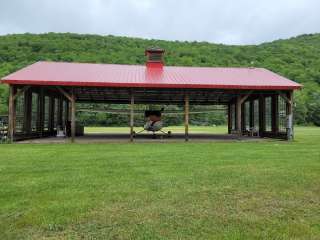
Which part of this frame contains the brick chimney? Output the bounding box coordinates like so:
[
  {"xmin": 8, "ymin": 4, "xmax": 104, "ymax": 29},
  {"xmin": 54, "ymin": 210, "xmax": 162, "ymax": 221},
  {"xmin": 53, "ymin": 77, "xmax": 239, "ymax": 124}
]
[{"xmin": 145, "ymin": 48, "xmax": 165, "ymax": 68}]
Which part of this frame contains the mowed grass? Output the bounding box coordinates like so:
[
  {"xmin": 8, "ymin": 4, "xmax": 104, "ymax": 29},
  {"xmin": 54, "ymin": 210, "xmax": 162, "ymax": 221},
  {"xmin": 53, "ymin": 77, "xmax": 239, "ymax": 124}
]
[{"xmin": 0, "ymin": 127, "xmax": 319, "ymax": 239}]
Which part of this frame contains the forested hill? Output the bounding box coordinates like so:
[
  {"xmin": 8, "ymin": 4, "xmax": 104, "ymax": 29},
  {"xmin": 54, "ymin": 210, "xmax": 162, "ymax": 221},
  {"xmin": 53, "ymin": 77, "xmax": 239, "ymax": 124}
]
[{"xmin": 0, "ymin": 33, "xmax": 319, "ymax": 125}]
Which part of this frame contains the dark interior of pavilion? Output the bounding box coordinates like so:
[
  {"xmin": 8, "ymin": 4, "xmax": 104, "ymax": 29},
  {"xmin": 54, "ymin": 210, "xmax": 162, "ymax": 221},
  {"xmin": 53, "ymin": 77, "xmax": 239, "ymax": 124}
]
[{"xmin": 3, "ymin": 85, "xmax": 293, "ymax": 143}]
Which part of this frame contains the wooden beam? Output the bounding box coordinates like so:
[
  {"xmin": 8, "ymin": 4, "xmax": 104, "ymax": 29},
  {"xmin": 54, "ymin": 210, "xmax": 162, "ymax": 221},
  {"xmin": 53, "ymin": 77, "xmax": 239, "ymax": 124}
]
[
  {"xmin": 71, "ymin": 88, "xmax": 76, "ymax": 143},
  {"xmin": 185, "ymin": 94, "xmax": 189, "ymax": 141},
  {"xmin": 241, "ymin": 102, "xmax": 246, "ymax": 132},
  {"xmin": 249, "ymin": 100, "xmax": 254, "ymax": 129},
  {"xmin": 24, "ymin": 89, "xmax": 32, "ymax": 134},
  {"xmin": 65, "ymin": 101, "xmax": 69, "ymax": 123},
  {"xmin": 13, "ymin": 86, "xmax": 30, "ymax": 101},
  {"xmin": 56, "ymin": 86, "xmax": 73, "ymax": 102},
  {"xmin": 68, "ymin": 100, "xmax": 72, "ymax": 121},
  {"xmin": 8, "ymin": 85, "xmax": 16, "ymax": 142},
  {"xmin": 130, "ymin": 91, "xmax": 134, "ymax": 142},
  {"xmin": 234, "ymin": 91, "xmax": 253, "ymax": 136},
  {"xmin": 278, "ymin": 91, "xmax": 292, "ymax": 105},
  {"xmin": 239, "ymin": 91, "xmax": 253, "ymax": 105},
  {"xmin": 236, "ymin": 96, "xmax": 242, "ymax": 136},
  {"xmin": 37, "ymin": 88, "xmax": 45, "ymax": 136},
  {"xmin": 272, "ymin": 95, "xmax": 279, "ymax": 134},
  {"xmin": 258, "ymin": 95, "xmax": 265, "ymax": 137},
  {"xmin": 57, "ymin": 97, "xmax": 63, "ymax": 127},
  {"xmin": 49, "ymin": 96, "xmax": 55, "ymax": 133},
  {"xmin": 36, "ymin": 88, "xmax": 43, "ymax": 136},
  {"xmin": 227, "ymin": 103, "xmax": 231, "ymax": 134}
]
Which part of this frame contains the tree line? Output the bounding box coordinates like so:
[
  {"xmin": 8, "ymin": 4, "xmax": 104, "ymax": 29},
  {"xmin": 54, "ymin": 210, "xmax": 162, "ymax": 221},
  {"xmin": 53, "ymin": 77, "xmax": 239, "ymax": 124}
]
[{"xmin": 0, "ymin": 33, "xmax": 319, "ymax": 126}]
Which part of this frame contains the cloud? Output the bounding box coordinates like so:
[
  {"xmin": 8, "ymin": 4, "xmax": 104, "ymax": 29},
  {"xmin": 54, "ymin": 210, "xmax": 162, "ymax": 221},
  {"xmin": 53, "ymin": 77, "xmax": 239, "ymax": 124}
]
[{"xmin": 0, "ymin": 0, "xmax": 319, "ymax": 45}]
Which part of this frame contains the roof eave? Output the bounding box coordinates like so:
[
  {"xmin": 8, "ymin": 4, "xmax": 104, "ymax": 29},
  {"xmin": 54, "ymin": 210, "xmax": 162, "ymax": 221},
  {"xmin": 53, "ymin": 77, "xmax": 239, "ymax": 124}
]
[{"xmin": 0, "ymin": 79, "xmax": 302, "ymax": 91}]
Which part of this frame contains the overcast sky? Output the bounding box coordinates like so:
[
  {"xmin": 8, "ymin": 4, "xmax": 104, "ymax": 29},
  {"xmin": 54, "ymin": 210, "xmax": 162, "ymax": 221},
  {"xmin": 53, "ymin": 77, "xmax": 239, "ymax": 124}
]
[{"xmin": 0, "ymin": 0, "xmax": 319, "ymax": 45}]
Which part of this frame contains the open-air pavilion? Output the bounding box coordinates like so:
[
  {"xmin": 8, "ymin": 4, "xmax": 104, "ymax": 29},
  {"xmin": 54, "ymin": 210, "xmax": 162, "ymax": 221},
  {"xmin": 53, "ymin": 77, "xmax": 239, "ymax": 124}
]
[{"xmin": 1, "ymin": 49, "xmax": 301, "ymax": 142}]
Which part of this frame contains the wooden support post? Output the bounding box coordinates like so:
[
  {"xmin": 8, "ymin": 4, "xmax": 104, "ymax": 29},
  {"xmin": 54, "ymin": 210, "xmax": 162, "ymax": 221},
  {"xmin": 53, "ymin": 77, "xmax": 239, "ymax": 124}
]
[
  {"xmin": 184, "ymin": 94, "xmax": 189, "ymax": 141},
  {"xmin": 236, "ymin": 96, "xmax": 242, "ymax": 136},
  {"xmin": 58, "ymin": 97, "xmax": 63, "ymax": 127},
  {"xmin": 65, "ymin": 101, "xmax": 69, "ymax": 124},
  {"xmin": 8, "ymin": 85, "xmax": 16, "ymax": 142},
  {"xmin": 272, "ymin": 95, "xmax": 279, "ymax": 135},
  {"xmin": 56, "ymin": 86, "xmax": 74, "ymax": 131},
  {"xmin": 23, "ymin": 90, "xmax": 28, "ymax": 133},
  {"xmin": 38, "ymin": 88, "xmax": 44, "ymax": 137},
  {"xmin": 279, "ymin": 90, "xmax": 294, "ymax": 140},
  {"xmin": 227, "ymin": 103, "xmax": 231, "ymax": 134},
  {"xmin": 8, "ymin": 85, "xmax": 32, "ymax": 141},
  {"xmin": 241, "ymin": 102, "xmax": 245, "ymax": 132},
  {"xmin": 258, "ymin": 95, "xmax": 265, "ymax": 137},
  {"xmin": 49, "ymin": 96, "xmax": 55, "ymax": 133},
  {"xmin": 56, "ymin": 97, "xmax": 62, "ymax": 127},
  {"xmin": 71, "ymin": 88, "xmax": 76, "ymax": 143},
  {"xmin": 235, "ymin": 92, "xmax": 252, "ymax": 136},
  {"xmin": 24, "ymin": 89, "xmax": 32, "ymax": 135},
  {"xmin": 286, "ymin": 91, "xmax": 294, "ymax": 140},
  {"xmin": 249, "ymin": 100, "xmax": 254, "ymax": 129},
  {"xmin": 68, "ymin": 101, "xmax": 72, "ymax": 121},
  {"xmin": 130, "ymin": 91, "xmax": 134, "ymax": 142}
]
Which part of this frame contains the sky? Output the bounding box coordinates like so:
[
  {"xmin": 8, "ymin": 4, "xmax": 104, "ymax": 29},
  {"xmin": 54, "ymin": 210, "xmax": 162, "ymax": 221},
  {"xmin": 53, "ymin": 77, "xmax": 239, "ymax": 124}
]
[{"xmin": 0, "ymin": 0, "xmax": 319, "ymax": 45}]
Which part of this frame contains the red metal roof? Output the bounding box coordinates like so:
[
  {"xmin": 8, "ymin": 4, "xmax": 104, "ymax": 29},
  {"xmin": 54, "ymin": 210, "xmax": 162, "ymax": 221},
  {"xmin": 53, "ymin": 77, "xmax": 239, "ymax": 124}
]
[{"xmin": 1, "ymin": 61, "xmax": 302, "ymax": 90}]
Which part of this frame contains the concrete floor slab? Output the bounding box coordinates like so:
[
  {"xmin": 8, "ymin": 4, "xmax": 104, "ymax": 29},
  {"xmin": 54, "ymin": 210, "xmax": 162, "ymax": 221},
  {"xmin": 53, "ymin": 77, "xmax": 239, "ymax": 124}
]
[{"xmin": 18, "ymin": 133, "xmax": 266, "ymax": 144}]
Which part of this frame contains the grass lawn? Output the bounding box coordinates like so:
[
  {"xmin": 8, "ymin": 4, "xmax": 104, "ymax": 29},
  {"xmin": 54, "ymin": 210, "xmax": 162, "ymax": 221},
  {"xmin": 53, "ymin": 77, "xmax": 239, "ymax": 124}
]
[{"xmin": 0, "ymin": 126, "xmax": 319, "ymax": 239}]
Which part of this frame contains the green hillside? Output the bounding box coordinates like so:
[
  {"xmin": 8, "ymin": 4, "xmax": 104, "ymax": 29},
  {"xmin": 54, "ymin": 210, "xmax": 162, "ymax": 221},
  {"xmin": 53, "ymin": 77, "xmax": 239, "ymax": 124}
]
[{"xmin": 0, "ymin": 33, "xmax": 320, "ymax": 125}]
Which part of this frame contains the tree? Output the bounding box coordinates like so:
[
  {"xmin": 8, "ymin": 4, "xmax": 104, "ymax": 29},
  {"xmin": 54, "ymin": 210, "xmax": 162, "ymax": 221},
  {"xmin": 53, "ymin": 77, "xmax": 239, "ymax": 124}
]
[{"xmin": 0, "ymin": 32, "xmax": 320, "ymax": 126}]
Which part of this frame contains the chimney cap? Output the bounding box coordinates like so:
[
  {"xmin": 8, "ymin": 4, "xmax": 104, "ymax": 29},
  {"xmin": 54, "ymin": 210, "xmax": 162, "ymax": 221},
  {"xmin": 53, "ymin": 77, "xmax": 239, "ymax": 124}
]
[
  {"xmin": 145, "ymin": 47, "xmax": 165, "ymax": 55},
  {"xmin": 145, "ymin": 47, "xmax": 165, "ymax": 68}
]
